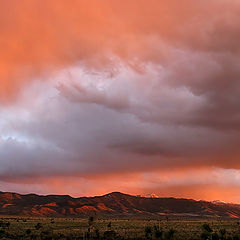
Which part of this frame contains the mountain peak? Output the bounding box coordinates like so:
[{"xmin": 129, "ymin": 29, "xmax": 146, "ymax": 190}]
[
  {"xmin": 145, "ymin": 193, "xmax": 159, "ymax": 198},
  {"xmin": 105, "ymin": 191, "xmax": 125, "ymax": 196}
]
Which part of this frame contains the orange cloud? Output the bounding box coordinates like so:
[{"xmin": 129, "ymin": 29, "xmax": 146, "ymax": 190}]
[{"xmin": 1, "ymin": 0, "xmax": 240, "ymax": 101}]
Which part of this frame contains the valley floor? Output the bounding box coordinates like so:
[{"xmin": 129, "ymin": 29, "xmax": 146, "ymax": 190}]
[{"xmin": 0, "ymin": 216, "xmax": 239, "ymax": 239}]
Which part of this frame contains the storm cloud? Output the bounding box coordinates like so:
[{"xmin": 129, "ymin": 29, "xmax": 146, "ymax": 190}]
[{"xmin": 0, "ymin": 0, "xmax": 240, "ymax": 201}]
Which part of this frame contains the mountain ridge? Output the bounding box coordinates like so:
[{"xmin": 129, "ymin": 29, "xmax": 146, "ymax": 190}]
[{"xmin": 0, "ymin": 191, "xmax": 239, "ymax": 218}]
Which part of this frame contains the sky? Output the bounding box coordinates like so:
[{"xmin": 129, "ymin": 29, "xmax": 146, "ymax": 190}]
[{"xmin": 0, "ymin": 0, "xmax": 240, "ymax": 202}]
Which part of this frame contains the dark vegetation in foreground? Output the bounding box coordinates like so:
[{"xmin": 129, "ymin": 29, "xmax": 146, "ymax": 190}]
[{"xmin": 0, "ymin": 216, "xmax": 240, "ymax": 239}]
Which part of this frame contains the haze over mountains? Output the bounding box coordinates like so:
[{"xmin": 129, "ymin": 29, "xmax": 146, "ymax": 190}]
[{"xmin": 0, "ymin": 191, "xmax": 240, "ymax": 218}]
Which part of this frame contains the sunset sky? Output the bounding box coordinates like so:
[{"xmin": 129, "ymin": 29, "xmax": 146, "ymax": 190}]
[{"xmin": 1, "ymin": 0, "xmax": 240, "ymax": 203}]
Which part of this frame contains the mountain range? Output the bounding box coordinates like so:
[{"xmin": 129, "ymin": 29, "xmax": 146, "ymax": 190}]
[{"xmin": 0, "ymin": 191, "xmax": 240, "ymax": 218}]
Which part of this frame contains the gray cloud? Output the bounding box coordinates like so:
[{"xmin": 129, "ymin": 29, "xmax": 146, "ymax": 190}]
[{"xmin": 1, "ymin": 56, "xmax": 240, "ymax": 181}]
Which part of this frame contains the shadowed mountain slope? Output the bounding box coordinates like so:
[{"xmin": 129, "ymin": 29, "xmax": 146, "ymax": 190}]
[{"xmin": 0, "ymin": 191, "xmax": 239, "ymax": 218}]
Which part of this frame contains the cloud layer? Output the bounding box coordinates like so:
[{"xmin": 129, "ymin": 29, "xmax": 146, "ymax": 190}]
[{"xmin": 0, "ymin": 0, "xmax": 240, "ymax": 201}]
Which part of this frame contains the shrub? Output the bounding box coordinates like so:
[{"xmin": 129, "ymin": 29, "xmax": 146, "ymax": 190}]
[
  {"xmin": 164, "ymin": 229, "xmax": 175, "ymax": 240},
  {"xmin": 6, "ymin": 222, "xmax": 10, "ymax": 229},
  {"xmin": 88, "ymin": 216, "xmax": 94, "ymax": 227},
  {"xmin": 107, "ymin": 221, "xmax": 112, "ymax": 229},
  {"xmin": 145, "ymin": 226, "xmax": 152, "ymax": 239},
  {"xmin": 201, "ymin": 231, "xmax": 211, "ymax": 240},
  {"xmin": 202, "ymin": 223, "xmax": 213, "ymax": 233},
  {"xmin": 219, "ymin": 229, "xmax": 227, "ymax": 240},
  {"xmin": 154, "ymin": 225, "xmax": 163, "ymax": 239},
  {"xmin": 35, "ymin": 222, "xmax": 42, "ymax": 230},
  {"xmin": 94, "ymin": 228, "xmax": 100, "ymax": 239},
  {"xmin": 212, "ymin": 232, "xmax": 220, "ymax": 240}
]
